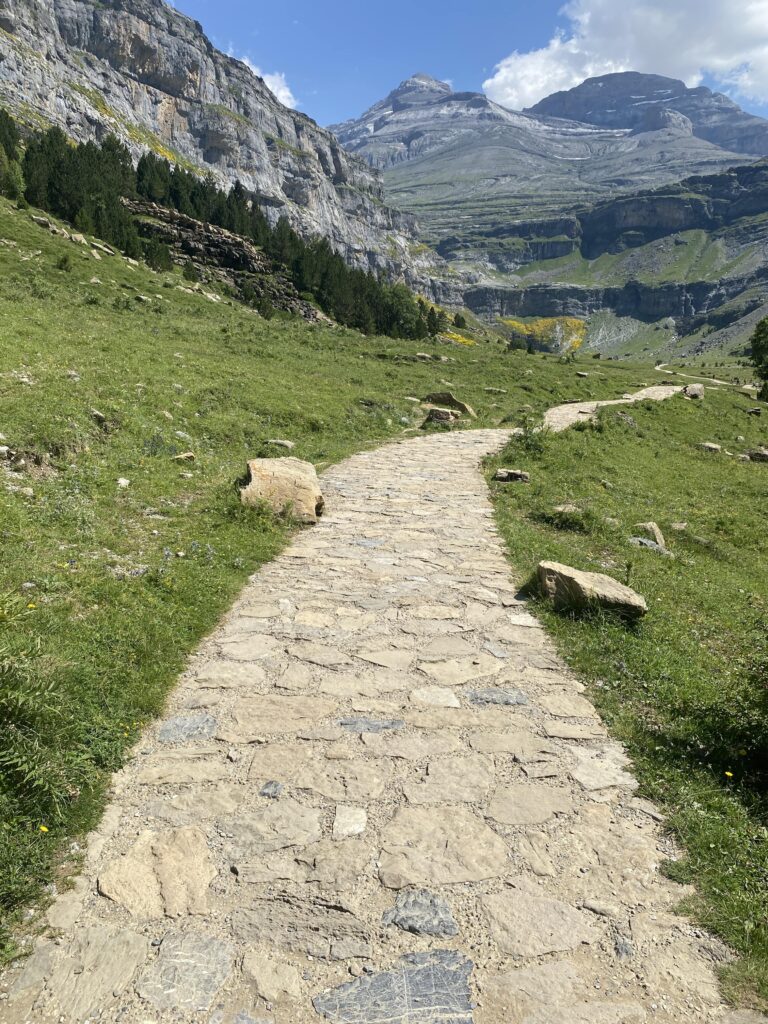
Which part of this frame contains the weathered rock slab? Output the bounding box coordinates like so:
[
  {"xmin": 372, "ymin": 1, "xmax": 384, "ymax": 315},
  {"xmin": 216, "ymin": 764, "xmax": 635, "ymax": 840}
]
[
  {"xmin": 240, "ymin": 456, "xmax": 324, "ymax": 524},
  {"xmin": 313, "ymin": 950, "xmax": 474, "ymax": 1023},
  {"xmin": 382, "ymin": 889, "xmax": 459, "ymax": 937},
  {"xmin": 379, "ymin": 806, "xmax": 509, "ymax": 888},
  {"xmin": 538, "ymin": 561, "xmax": 648, "ymax": 619},
  {"xmin": 136, "ymin": 931, "xmax": 234, "ymax": 1011}
]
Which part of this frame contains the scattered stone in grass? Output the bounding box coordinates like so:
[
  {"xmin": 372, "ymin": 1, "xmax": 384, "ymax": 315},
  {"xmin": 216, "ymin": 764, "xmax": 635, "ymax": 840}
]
[
  {"xmin": 117, "ymin": 478, "xmax": 130, "ymax": 488},
  {"xmin": 484, "ymin": 387, "xmax": 507, "ymax": 394},
  {"xmin": 670, "ymin": 522, "xmax": 688, "ymax": 531},
  {"xmin": 697, "ymin": 442, "xmax": 722, "ymax": 453},
  {"xmin": 683, "ymin": 383, "xmax": 705, "ymax": 399},
  {"xmin": 629, "ymin": 537, "xmax": 674, "ymax": 558},
  {"xmin": 89, "ymin": 408, "xmax": 106, "ymax": 425},
  {"xmin": 633, "ymin": 521, "xmax": 666, "ymax": 547},
  {"xmin": 266, "ymin": 439, "xmax": 296, "ymax": 450},
  {"xmin": 538, "ymin": 560, "xmax": 648, "ymax": 619},
  {"xmin": 576, "ymin": 371, "xmax": 589, "ymax": 378},
  {"xmin": 173, "ymin": 451, "xmax": 196, "ymax": 462},
  {"xmin": 422, "ymin": 407, "xmax": 460, "ymax": 427},
  {"xmin": 494, "ymin": 468, "xmax": 530, "ymax": 483},
  {"xmin": 747, "ymin": 447, "xmax": 768, "ymax": 462},
  {"xmin": 746, "ymin": 407, "xmax": 762, "ymax": 416},
  {"xmin": 423, "ymin": 392, "xmax": 476, "ymax": 418},
  {"xmin": 240, "ymin": 457, "xmax": 324, "ymax": 524}
]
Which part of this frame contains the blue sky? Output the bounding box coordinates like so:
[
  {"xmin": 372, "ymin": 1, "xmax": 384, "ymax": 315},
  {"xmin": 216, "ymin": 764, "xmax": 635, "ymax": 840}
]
[{"xmin": 172, "ymin": 0, "xmax": 768, "ymax": 125}]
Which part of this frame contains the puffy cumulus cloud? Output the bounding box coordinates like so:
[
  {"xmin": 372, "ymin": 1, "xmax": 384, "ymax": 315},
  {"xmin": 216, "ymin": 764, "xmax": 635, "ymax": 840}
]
[
  {"xmin": 236, "ymin": 55, "xmax": 297, "ymax": 109},
  {"xmin": 483, "ymin": 0, "xmax": 768, "ymax": 110}
]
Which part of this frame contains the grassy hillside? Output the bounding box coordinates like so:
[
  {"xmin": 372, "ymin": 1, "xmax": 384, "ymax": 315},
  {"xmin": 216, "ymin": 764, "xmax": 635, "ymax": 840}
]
[
  {"xmin": 489, "ymin": 391, "xmax": 768, "ymax": 1008},
  {"xmin": 0, "ymin": 196, "xmax": 655, "ymax": 959}
]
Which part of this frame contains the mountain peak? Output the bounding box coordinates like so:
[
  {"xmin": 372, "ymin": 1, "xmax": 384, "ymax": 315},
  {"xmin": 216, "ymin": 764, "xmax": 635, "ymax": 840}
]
[
  {"xmin": 388, "ymin": 73, "xmax": 452, "ymax": 109},
  {"xmin": 525, "ymin": 71, "xmax": 768, "ymax": 155}
]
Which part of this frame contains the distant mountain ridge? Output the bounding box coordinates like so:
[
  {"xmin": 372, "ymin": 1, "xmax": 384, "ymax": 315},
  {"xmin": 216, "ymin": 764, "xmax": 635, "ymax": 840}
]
[
  {"xmin": 527, "ymin": 72, "xmax": 768, "ymax": 156},
  {"xmin": 330, "ymin": 72, "xmax": 768, "ymax": 266}
]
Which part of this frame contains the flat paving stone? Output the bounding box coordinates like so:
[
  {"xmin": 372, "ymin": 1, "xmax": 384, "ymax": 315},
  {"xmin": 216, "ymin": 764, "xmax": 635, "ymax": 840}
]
[
  {"xmin": 136, "ymin": 931, "xmax": 234, "ymax": 1012},
  {"xmin": 313, "ymin": 950, "xmax": 474, "ymax": 1023},
  {"xmin": 158, "ymin": 712, "xmax": 218, "ymax": 743},
  {"xmin": 382, "ymin": 889, "xmax": 459, "ymax": 937}
]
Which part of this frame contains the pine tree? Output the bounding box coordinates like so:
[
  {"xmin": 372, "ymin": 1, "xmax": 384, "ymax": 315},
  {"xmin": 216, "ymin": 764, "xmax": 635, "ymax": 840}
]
[{"xmin": 750, "ymin": 318, "xmax": 768, "ymax": 398}]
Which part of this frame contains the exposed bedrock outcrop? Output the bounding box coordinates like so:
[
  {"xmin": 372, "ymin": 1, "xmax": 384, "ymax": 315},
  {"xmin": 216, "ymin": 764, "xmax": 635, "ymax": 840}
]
[
  {"xmin": 0, "ymin": 0, "xmax": 451, "ymax": 294},
  {"xmin": 464, "ymin": 272, "xmax": 768, "ymax": 326}
]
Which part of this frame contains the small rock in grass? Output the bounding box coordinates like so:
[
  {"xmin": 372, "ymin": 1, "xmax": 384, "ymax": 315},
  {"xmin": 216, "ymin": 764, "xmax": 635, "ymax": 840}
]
[
  {"xmin": 629, "ymin": 537, "xmax": 674, "ymax": 558},
  {"xmin": 494, "ymin": 468, "xmax": 530, "ymax": 483},
  {"xmin": 747, "ymin": 447, "xmax": 768, "ymax": 462},
  {"xmin": 423, "ymin": 392, "xmax": 476, "ymax": 418},
  {"xmin": 634, "ymin": 521, "xmax": 666, "ymax": 547},
  {"xmin": 117, "ymin": 478, "xmax": 130, "ymax": 489},
  {"xmin": 172, "ymin": 452, "xmax": 196, "ymax": 462},
  {"xmin": 697, "ymin": 442, "xmax": 722, "ymax": 453},
  {"xmin": 683, "ymin": 383, "xmax": 704, "ymax": 399},
  {"xmin": 538, "ymin": 560, "xmax": 647, "ymax": 619},
  {"xmin": 266, "ymin": 439, "xmax": 296, "ymax": 450},
  {"xmin": 747, "ymin": 407, "xmax": 762, "ymax": 416}
]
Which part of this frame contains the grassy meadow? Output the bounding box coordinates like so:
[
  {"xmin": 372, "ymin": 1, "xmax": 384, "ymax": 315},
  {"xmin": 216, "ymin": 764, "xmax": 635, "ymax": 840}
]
[
  {"xmin": 0, "ymin": 196, "xmax": 653, "ymax": 959},
  {"xmin": 489, "ymin": 390, "xmax": 768, "ymax": 1008}
]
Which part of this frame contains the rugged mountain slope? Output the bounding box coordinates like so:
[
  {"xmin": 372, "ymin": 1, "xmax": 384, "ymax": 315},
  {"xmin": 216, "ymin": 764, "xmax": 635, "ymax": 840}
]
[
  {"xmin": 528, "ymin": 72, "xmax": 768, "ymax": 156},
  {"xmin": 464, "ymin": 161, "xmax": 768, "ymax": 357},
  {"xmin": 0, "ymin": 0, "xmax": 447, "ymax": 290},
  {"xmin": 331, "ymin": 73, "xmax": 765, "ymax": 261}
]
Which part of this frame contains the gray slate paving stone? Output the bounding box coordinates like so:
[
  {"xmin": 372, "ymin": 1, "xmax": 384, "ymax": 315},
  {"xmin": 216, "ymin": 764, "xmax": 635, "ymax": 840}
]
[
  {"xmin": 313, "ymin": 950, "xmax": 474, "ymax": 1023},
  {"xmin": 382, "ymin": 889, "xmax": 459, "ymax": 937},
  {"xmin": 338, "ymin": 716, "xmax": 405, "ymax": 733},
  {"xmin": 259, "ymin": 780, "xmax": 284, "ymax": 799},
  {"xmin": 136, "ymin": 931, "xmax": 235, "ymax": 1011},
  {"xmin": 465, "ymin": 687, "xmax": 528, "ymax": 706},
  {"xmin": 158, "ymin": 712, "xmax": 218, "ymax": 743}
]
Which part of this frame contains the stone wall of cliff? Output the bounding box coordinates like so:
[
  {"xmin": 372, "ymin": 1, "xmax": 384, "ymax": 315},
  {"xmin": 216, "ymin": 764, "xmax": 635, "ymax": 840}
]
[{"xmin": 0, "ymin": 0, "xmax": 451, "ymax": 294}]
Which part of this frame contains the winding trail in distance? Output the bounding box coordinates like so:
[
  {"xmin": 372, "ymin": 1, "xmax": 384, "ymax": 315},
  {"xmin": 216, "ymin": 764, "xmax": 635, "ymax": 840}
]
[{"xmin": 3, "ymin": 384, "xmax": 758, "ymax": 1024}]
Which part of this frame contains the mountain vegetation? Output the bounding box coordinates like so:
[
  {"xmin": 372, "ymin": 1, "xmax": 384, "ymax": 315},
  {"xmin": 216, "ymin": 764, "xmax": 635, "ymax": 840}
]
[{"xmin": 0, "ymin": 106, "xmax": 439, "ymax": 340}]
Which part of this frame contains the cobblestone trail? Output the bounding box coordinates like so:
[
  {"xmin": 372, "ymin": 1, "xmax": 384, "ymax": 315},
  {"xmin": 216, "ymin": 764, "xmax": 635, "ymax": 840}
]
[{"xmin": 2, "ymin": 387, "xmax": 755, "ymax": 1024}]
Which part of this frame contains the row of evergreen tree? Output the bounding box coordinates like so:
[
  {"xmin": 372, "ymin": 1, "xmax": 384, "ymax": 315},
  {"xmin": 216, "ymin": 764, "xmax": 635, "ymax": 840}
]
[{"xmin": 0, "ymin": 107, "xmax": 449, "ymax": 339}]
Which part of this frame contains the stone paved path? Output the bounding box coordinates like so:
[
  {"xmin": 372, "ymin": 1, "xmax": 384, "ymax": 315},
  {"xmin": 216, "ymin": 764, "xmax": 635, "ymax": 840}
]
[{"xmin": 1, "ymin": 387, "xmax": 753, "ymax": 1024}]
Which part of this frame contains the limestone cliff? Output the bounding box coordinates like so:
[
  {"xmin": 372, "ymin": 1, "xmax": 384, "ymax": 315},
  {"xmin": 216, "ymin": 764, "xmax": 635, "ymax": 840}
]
[{"xmin": 0, "ymin": 0, "xmax": 448, "ymax": 292}]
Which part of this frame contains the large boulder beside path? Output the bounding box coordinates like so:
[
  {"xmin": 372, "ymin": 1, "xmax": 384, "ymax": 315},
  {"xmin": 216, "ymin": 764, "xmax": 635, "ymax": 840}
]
[
  {"xmin": 240, "ymin": 457, "xmax": 324, "ymax": 524},
  {"xmin": 538, "ymin": 561, "xmax": 648, "ymax": 619}
]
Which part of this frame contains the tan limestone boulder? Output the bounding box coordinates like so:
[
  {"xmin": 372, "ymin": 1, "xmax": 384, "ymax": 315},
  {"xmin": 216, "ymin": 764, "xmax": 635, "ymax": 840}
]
[
  {"xmin": 240, "ymin": 457, "xmax": 324, "ymax": 524},
  {"xmin": 538, "ymin": 560, "xmax": 647, "ymax": 619}
]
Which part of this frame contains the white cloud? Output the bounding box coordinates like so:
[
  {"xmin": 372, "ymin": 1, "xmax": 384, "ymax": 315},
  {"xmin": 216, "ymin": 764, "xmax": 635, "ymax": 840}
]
[
  {"xmin": 236, "ymin": 55, "xmax": 297, "ymax": 109},
  {"xmin": 483, "ymin": 0, "xmax": 768, "ymax": 110}
]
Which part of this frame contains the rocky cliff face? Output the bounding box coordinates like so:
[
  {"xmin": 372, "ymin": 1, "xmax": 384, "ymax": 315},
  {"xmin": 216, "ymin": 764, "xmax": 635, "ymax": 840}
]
[
  {"xmin": 528, "ymin": 73, "xmax": 768, "ymax": 156},
  {"xmin": 0, "ymin": 0, "xmax": 448, "ymax": 291}
]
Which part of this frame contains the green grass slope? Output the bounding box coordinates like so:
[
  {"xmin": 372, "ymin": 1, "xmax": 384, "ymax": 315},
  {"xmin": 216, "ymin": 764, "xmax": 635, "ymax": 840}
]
[
  {"xmin": 489, "ymin": 392, "xmax": 768, "ymax": 1008},
  {"xmin": 0, "ymin": 196, "xmax": 656, "ymax": 959}
]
